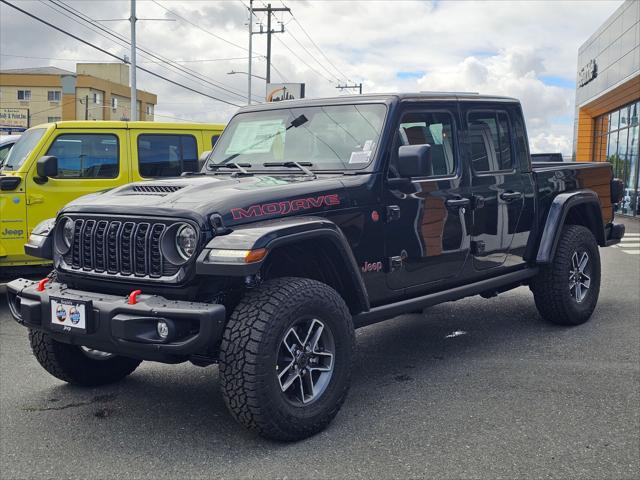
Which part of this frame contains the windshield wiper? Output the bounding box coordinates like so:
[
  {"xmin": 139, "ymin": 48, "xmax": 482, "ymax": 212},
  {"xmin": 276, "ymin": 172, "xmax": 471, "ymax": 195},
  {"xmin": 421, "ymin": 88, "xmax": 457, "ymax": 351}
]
[
  {"xmin": 263, "ymin": 161, "xmax": 316, "ymax": 178},
  {"xmin": 207, "ymin": 162, "xmax": 252, "ymax": 176}
]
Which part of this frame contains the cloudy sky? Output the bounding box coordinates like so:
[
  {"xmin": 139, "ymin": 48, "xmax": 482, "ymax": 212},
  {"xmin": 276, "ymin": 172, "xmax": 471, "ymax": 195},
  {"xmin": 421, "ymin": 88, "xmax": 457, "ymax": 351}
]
[{"xmin": 0, "ymin": 0, "xmax": 623, "ymax": 154}]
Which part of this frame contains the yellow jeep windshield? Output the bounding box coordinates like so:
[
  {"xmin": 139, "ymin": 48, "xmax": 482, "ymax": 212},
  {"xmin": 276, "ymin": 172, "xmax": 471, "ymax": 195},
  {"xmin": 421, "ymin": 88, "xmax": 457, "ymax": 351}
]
[{"xmin": 2, "ymin": 128, "xmax": 47, "ymax": 171}]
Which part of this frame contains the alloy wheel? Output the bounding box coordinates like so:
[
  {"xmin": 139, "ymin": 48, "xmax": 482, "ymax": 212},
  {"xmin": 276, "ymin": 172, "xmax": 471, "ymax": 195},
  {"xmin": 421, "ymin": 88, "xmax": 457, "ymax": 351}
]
[
  {"xmin": 569, "ymin": 250, "xmax": 591, "ymax": 303},
  {"xmin": 276, "ymin": 318, "xmax": 335, "ymax": 405}
]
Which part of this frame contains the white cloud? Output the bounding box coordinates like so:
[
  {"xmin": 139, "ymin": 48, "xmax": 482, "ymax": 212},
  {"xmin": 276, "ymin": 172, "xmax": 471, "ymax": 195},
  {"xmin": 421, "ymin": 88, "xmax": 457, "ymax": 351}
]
[
  {"xmin": 0, "ymin": 0, "xmax": 623, "ymax": 155},
  {"xmin": 415, "ymin": 47, "xmax": 573, "ymax": 153}
]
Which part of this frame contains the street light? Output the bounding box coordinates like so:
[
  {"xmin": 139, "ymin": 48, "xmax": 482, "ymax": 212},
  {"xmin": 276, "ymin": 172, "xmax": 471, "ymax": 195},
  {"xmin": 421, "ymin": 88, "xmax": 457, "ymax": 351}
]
[{"xmin": 227, "ymin": 70, "xmax": 267, "ymax": 81}]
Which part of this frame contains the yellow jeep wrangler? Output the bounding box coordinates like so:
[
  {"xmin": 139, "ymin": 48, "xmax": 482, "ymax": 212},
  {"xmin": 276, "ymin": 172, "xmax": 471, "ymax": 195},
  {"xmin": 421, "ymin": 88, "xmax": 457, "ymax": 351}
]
[{"xmin": 0, "ymin": 121, "xmax": 224, "ymax": 271}]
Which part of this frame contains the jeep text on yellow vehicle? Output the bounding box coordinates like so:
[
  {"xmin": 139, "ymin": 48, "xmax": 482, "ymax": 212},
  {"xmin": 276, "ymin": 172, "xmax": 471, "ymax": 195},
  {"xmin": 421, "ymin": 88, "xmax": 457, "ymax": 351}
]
[{"xmin": 0, "ymin": 121, "xmax": 224, "ymax": 270}]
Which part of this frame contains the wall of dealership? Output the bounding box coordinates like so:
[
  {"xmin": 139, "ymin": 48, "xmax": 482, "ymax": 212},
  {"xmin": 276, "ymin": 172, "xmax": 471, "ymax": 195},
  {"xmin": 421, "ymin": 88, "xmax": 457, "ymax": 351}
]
[{"xmin": 573, "ymin": 0, "xmax": 639, "ymax": 216}]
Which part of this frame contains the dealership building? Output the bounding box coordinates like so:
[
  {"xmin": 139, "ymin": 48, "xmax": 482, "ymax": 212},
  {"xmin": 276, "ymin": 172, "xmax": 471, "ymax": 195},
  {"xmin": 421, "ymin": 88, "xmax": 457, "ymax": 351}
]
[
  {"xmin": 0, "ymin": 62, "xmax": 157, "ymax": 132},
  {"xmin": 573, "ymin": 0, "xmax": 639, "ymax": 216}
]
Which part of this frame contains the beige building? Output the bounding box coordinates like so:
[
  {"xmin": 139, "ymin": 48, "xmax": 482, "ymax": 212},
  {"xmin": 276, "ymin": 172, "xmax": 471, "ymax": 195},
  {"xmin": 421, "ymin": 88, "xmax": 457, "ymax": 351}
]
[{"xmin": 0, "ymin": 63, "xmax": 157, "ymax": 131}]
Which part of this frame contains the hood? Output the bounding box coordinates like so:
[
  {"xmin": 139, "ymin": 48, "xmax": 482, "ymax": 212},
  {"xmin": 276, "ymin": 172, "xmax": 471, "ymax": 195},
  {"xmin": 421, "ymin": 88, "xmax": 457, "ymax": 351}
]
[{"xmin": 61, "ymin": 173, "xmax": 352, "ymax": 228}]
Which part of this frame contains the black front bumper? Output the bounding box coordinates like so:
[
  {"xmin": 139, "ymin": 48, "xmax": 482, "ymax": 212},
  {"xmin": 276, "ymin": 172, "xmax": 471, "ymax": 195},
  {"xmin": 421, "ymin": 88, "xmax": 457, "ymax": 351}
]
[{"xmin": 6, "ymin": 279, "xmax": 226, "ymax": 363}]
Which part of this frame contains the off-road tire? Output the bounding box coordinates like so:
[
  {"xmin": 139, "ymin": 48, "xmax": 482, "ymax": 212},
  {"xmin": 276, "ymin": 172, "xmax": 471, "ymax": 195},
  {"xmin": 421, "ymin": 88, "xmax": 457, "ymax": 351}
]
[
  {"xmin": 29, "ymin": 330, "xmax": 141, "ymax": 386},
  {"xmin": 531, "ymin": 225, "xmax": 601, "ymax": 325},
  {"xmin": 219, "ymin": 277, "xmax": 355, "ymax": 441}
]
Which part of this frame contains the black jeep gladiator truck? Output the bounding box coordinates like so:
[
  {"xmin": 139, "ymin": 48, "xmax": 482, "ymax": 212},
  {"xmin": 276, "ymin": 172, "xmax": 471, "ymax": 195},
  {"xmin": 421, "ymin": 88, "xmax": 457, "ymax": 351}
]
[{"xmin": 7, "ymin": 93, "xmax": 625, "ymax": 441}]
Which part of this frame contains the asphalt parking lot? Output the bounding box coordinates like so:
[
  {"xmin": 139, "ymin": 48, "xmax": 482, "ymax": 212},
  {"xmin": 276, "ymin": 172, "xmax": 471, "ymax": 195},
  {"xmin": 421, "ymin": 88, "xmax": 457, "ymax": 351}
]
[{"xmin": 1, "ymin": 219, "xmax": 638, "ymax": 480}]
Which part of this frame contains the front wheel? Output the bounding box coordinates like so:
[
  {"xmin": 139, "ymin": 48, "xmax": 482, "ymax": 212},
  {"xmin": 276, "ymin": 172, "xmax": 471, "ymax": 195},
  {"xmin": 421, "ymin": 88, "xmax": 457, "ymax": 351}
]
[
  {"xmin": 531, "ymin": 225, "xmax": 601, "ymax": 325},
  {"xmin": 29, "ymin": 330, "xmax": 141, "ymax": 386},
  {"xmin": 219, "ymin": 277, "xmax": 355, "ymax": 441}
]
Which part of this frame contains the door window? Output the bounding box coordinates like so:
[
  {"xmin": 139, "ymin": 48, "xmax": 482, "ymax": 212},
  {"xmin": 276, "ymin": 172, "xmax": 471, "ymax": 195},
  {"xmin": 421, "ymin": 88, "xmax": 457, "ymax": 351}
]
[
  {"xmin": 137, "ymin": 134, "xmax": 198, "ymax": 177},
  {"xmin": 211, "ymin": 134, "xmax": 220, "ymax": 148},
  {"xmin": 46, "ymin": 133, "xmax": 119, "ymax": 178},
  {"xmin": 392, "ymin": 111, "xmax": 457, "ymax": 177},
  {"xmin": 468, "ymin": 111, "xmax": 513, "ymax": 172}
]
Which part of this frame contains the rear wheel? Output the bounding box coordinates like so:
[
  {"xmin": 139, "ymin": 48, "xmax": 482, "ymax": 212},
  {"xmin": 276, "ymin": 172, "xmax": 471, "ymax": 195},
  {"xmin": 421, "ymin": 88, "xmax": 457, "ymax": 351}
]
[
  {"xmin": 29, "ymin": 330, "xmax": 141, "ymax": 386},
  {"xmin": 219, "ymin": 277, "xmax": 355, "ymax": 441},
  {"xmin": 531, "ymin": 225, "xmax": 601, "ymax": 325}
]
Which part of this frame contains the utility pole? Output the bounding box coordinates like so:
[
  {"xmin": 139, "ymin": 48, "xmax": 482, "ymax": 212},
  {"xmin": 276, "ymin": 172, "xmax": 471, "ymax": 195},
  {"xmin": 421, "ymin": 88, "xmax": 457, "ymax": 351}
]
[
  {"xmin": 336, "ymin": 83, "xmax": 363, "ymax": 95},
  {"xmin": 89, "ymin": 5, "xmax": 173, "ymax": 118},
  {"xmin": 85, "ymin": 95, "xmax": 89, "ymax": 120},
  {"xmin": 247, "ymin": 0, "xmax": 253, "ymax": 105},
  {"xmin": 130, "ymin": 0, "xmax": 137, "ymax": 121},
  {"xmin": 251, "ymin": 3, "xmax": 290, "ymax": 84}
]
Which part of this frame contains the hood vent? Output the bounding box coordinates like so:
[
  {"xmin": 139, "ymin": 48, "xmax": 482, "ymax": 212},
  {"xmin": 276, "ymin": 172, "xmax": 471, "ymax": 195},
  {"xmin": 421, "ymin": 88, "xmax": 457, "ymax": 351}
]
[{"xmin": 129, "ymin": 184, "xmax": 185, "ymax": 195}]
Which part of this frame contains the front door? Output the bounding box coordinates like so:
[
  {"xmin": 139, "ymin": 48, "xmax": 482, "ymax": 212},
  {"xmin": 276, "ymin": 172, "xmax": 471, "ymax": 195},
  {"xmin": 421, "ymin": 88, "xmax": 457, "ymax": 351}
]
[
  {"xmin": 464, "ymin": 109, "xmax": 525, "ymax": 270},
  {"xmin": 25, "ymin": 130, "xmax": 130, "ymax": 241},
  {"xmin": 385, "ymin": 105, "xmax": 471, "ymax": 291}
]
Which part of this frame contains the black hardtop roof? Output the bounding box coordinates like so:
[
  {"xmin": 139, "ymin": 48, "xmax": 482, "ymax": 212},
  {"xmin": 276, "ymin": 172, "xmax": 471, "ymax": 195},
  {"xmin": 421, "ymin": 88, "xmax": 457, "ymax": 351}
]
[{"xmin": 238, "ymin": 92, "xmax": 520, "ymax": 113}]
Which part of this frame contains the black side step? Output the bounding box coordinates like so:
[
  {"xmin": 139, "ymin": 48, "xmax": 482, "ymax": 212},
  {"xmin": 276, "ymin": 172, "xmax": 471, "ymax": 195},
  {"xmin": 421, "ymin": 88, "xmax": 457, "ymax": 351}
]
[{"xmin": 353, "ymin": 268, "xmax": 538, "ymax": 328}]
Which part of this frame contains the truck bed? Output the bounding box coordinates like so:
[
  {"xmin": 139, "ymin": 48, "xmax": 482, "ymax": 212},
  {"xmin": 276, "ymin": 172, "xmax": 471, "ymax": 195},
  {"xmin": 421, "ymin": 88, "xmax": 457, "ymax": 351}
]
[{"xmin": 532, "ymin": 161, "xmax": 614, "ymax": 224}]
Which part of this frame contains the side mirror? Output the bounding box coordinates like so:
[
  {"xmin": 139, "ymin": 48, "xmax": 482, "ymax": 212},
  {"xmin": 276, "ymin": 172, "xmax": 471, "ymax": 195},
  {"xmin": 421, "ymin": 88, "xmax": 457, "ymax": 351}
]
[
  {"xmin": 397, "ymin": 144, "xmax": 432, "ymax": 178},
  {"xmin": 36, "ymin": 156, "xmax": 58, "ymax": 182}
]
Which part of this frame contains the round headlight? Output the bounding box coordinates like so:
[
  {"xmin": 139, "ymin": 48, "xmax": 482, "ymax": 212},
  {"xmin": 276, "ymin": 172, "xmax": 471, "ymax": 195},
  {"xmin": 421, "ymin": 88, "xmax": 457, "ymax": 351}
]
[
  {"xmin": 175, "ymin": 224, "xmax": 197, "ymax": 260},
  {"xmin": 61, "ymin": 217, "xmax": 75, "ymax": 248}
]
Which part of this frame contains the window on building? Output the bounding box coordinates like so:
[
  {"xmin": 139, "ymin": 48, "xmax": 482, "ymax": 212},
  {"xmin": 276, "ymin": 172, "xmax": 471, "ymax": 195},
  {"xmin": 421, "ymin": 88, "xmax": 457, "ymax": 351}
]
[
  {"xmin": 391, "ymin": 111, "xmax": 457, "ymax": 177},
  {"xmin": 17, "ymin": 90, "xmax": 31, "ymax": 101},
  {"xmin": 47, "ymin": 116, "xmax": 61, "ymax": 123},
  {"xmin": 137, "ymin": 134, "xmax": 198, "ymax": 177},
  {"xmin": 46, "ymin": 134, "xmax": 119, "ymax": 178},
  {"xmin": 595, "ymin": 100, "xmax": 640, "ymax": 216},
  {"xmin": 146, "ymin": 105, "xmax": 153, "ymax": 115},
  {"xmin": 47, "ymin": 91, "xmax": 61, "ymax": 102},
  {"xmin": 111, "ymin": 97, "xmax": 118, "ymax": 109},
  {"xmin": 468, "ymin": 111, "xmax": 513, "ymax": 172},
  {"xmin": 93, "ymin": 93, "xmax": 102, "ymax": 104}
]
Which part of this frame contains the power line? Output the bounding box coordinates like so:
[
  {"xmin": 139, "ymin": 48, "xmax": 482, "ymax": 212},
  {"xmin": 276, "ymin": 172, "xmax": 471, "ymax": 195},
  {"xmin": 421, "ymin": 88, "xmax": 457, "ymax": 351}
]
[
  {"xmin": 1, "ymin": 53, "xmax": 258, "ymax": 63},
  {"xmin": 280, "ymin": 2, "xmax": 352, "ymax": 83},
  {"xmin": 0, "ymin": 0, "xmax": 242, "ymax": 107},
  {"xmin": 47, "ymin": 0, "xmax": 258, "ymax": 102},
  {"xmin": 152, "ymin": 112, "xmax": 199, "ymax": 122},
  {"xmin": 151, "ymin": 0, "xmax": 250, "ymax": 53},
  {"xmin": 282, "ymin": 25, "xmax": 341, "ymax": 83},
  {"xmin": 273, "ymin": 35, "xmax": 334, "ymax": 83},
  {"xmin": 46, "ymin": 0, "xmax": 258, "ymax": 102}
]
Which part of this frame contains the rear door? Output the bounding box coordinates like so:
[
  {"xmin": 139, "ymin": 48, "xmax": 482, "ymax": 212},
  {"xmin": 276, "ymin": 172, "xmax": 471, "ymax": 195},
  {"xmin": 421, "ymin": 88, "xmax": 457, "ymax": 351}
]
[
  {"xmin": 130, "ymin": 130, "xmax": 203, "ymax": 180},
  {"xmin": 385, "ymin": 103, "xmax": 471, "ymax": 291},
  {"xmin": 25, "ymin": 129, "xmax": 129, "ymax": 239},
  {"xmin": 463, "ymin": 107, "xmax": 525, "ymax": 270}
]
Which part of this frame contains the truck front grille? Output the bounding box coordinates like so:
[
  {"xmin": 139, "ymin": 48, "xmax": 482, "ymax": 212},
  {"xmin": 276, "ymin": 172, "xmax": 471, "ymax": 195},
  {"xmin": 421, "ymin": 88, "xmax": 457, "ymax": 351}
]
[{"xmin": 66, "ymin": 217, "xmax": 179, "ymax": 279}]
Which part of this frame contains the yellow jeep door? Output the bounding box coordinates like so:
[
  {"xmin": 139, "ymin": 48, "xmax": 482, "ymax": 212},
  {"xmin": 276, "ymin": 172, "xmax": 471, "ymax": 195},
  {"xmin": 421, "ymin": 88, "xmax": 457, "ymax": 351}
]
[{"xmin": 25, "ymin": 129, "xmax": 131, "ymax": 240}]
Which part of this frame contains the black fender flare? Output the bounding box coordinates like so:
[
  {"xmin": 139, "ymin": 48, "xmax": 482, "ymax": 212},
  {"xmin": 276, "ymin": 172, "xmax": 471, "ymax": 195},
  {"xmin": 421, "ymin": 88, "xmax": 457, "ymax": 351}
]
[
  {"xmin": 536, "ymin": 189, "xmax": 605, "ymax": 264},
  {"xmin": 196, "ymin": 216, "xmax": 370, "ymax": 312}
]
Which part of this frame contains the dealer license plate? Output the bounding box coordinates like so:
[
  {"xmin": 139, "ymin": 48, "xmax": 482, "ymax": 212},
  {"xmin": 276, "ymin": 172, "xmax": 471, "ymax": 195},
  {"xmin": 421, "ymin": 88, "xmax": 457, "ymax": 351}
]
[{"xmin": 50, "ymin": 298, "xmax": 88, "ymax": 332}]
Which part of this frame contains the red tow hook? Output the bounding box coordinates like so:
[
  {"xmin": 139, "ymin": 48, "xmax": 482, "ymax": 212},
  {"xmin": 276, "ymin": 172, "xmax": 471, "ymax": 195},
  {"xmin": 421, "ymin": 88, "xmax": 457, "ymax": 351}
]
[
  {"xmin": 127, "ymin": 289, "xmax": 142, "ymax": 305},
  {"xmin": 36, "ymin": 278, "xmax": 50, "ymax": 292}
]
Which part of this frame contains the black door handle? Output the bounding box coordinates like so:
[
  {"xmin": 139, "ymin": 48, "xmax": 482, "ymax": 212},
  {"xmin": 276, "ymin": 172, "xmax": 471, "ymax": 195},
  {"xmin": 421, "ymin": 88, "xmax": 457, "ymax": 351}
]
[
  {"xmin": 500, "ymin": 191, "xmax": 523, "ymax": 202},
  {"xmin": 446, "ymin": 197, "xmax": 471, "ymax": 209}
]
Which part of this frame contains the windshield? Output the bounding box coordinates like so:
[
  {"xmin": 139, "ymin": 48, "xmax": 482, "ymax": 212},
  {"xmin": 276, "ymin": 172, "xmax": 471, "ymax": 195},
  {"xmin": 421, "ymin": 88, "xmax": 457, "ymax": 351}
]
[
  {"xmin": 207, "ymin": 103, "xmax": 387, "ymax": 171},
  {"xmin": 2, "ymin": 128, "xmax": 46, "ymax": 170}
]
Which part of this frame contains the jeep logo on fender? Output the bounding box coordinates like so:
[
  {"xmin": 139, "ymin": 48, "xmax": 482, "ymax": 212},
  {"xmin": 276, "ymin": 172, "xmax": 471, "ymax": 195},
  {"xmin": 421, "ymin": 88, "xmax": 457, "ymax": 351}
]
[
  {"xmin": 231, "ymin": 194, "xmax": 340, "ymax": 220},
  {"xmin": 1, "ymin": 228, "xmax": 24, "ymax": 237}
]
